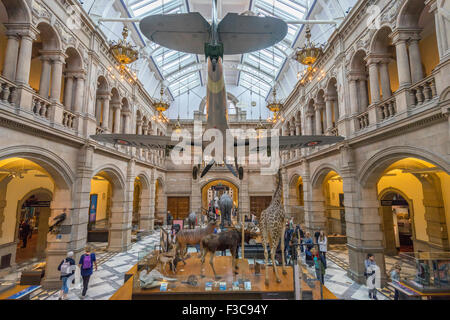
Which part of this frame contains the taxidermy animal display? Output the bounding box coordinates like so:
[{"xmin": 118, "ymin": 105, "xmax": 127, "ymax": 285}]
[
  {"xmin": 200, "ymin": 226, "xmax": 257, "ymax": 280},
  {"xmin": 260, "ymin": 169, "xmax": 287, "ymax": 285},
  {"xmin": 187, "ymin": 212, "xmax": 197, "ymax": 229},
  {"xmin": 181, "ymin": 275, "xmax": 199, "ymax": 287},
  {"xmin": 48, "ymin": 212, "xmax": 67, "ymax": 233},
  {"xmin": 158, "ymin": 245, "xmax": 178, "ymax": 274},
  {"xmin": 175, "ymin": 220, "xmax": 218, "ymax": 263},
  {"xmin": 218, "ymin": 193, "xmax": 233, "ymax": 228},
  {"xmin": 139, "ymin": 269, "xmax": 177, "ymax": 289}
]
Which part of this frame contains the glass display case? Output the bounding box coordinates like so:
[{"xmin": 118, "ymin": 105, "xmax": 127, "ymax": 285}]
[{"xmin": 397, "ymin": 252, "xmax": 450, "ymax": 293}]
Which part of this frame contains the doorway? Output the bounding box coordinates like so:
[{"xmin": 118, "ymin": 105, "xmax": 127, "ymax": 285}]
[
  {"xmin": 380, "ymin": 192, "xmax": 414, "ymax": 255},
  {"xmin": 16, "ymin": 191, "xmax": 52, "ymax": 264},
  {"xmin": 167, "ymin": 197, "xmax": 190, "ymax": 220}
]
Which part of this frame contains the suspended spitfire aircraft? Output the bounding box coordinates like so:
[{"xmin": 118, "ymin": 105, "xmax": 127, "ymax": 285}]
[{"xmin": 91, "ymin": 0, "xmax": 344, "ymax": 180}]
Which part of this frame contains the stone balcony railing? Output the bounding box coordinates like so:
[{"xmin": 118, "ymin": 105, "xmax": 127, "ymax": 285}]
[
  {"xmin": 409, "ymin": 75, "xmax": 437, "ymax": 108},
  {"xmin": 0, "ymin": 76, "xmax": 17, "ymax": 105},
  {"xmin": 62, "ymin": 110, "xmax": 76, "ymax": 130},
  {"xmin": 377, "ymin": 95, "xmax": 397, "ymax": 122},
  {"xmin": 32, "ymin": 94, "xmax": 52, "ymax": 120},
  {"xmin": 329, "ymin": 127, "xmax": 339, "ymax": 136},
  {"xmin": 96, "ymin": 126, "xmax": 105, "ymax": 134},
  {"xmin": 356, "ymin": 111, "xmax": 369, "ymax": 131}
]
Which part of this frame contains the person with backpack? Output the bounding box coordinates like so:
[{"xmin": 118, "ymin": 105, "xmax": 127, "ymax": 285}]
[
  {"xmin": 78, "ymin": 246, "xmax": 97, "ymax": 298},
  {"xmin": 57, "ymin": 251, "xmax": 76, "ymax": 300}
]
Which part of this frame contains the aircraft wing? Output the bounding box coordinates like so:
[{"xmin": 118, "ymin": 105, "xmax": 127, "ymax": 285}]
[
  {"xmin": 241, "ymin": 135, "xmax": 345, "ymax": 151},
  {"xmin": 139, "ymin": 13, "xmax": 210, "ymax": 54},
  {"xmin": 218, "ymin": 13, "xmax": 288, "ymax": 55},
  {"xmin": 91, "ymin": 134, "xmax": 176, "ymax": 149},
  {"xmin": 90, "ymin": 134, "xmax": 202, "ymax": 150}
]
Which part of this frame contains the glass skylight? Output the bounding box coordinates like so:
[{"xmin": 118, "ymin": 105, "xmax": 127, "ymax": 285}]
[{"xmin": 239, "ymin": 0, "xmax": 308, "ymax": 97}]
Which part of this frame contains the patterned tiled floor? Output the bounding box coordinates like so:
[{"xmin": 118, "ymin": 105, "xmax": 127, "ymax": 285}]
[{"xmin": 1, "ymin": 234, "xmax": 404, "ymax": 300}]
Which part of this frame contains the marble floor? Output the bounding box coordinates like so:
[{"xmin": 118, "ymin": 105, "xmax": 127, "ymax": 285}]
[{"xmin": 1, "ymin": 233, "xmax": 400, "ymax": 300}]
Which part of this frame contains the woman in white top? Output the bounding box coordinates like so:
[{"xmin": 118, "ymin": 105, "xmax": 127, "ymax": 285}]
[{"xmin": 318, "ymin": 230, "xmax": 328, "ymax": 268}]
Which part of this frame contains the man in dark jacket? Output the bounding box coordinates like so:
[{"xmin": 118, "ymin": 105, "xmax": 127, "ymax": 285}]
[
  {"xmin": 19, "ymin": 220, "xmax": 31, "ymax": 248},
  {"xmin": 57, "ymin": 251, "xmax": 76, "ymax": 300}
]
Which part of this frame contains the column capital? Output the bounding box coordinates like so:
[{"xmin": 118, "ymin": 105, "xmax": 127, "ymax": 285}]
[
  {"xmin": 4, "ymin": 23, "xmax": 39, "ymax": 40},
  {"xmin": 390, "ymin": 28, "xmax": 423, "ymax": 43},
  {"xmin": 348, "ymin": 71, "xmax": 366, "ymax": 81},
  {"xmin": 314, "ymin": 102, "xmax": 325, "ymax": 111},
  {"xmin": 324, "ymin": 94, "xmax": 337, "ymax": 102}
]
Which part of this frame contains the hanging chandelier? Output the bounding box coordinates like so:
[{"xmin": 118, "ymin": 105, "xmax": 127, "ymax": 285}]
[
  {"xmin": 294, "ymin": 26, "xmax": 325, "ymax": 86},
  {"xmin": 174, "ymin": 116, "xmax": 182, "ymax": 133},
  {"xmin": 153, "ymin": 83, "xmax": 170, "ymax": 123},
  {"xmin": 295, "ymin": 26, "xmax": 323, "ymax": 70},
  {"xmin": 109, "ymin": 26, "xmax": 139, "ymax": 84},
  {"xmin": 266, "ymin": 88, "xmax": 284, "ymax": 124}
]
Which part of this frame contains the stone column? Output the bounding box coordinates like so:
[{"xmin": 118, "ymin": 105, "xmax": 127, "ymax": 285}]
[
  {"xmin": 391, "ymin": 32, "xmax": 412, "ymax": 88},
  {"xmin": 123, "ymin": 111, "xmax": 131, "ymax": 134},
  {"xmin": 101, "ymin": 95, "xmax": 111, "ymax": 130},
  {"xmin": 50, "ymin": 56, "xmax": 65, "ymax": 102},
  {"xmin": 349, "ymin": 77, "xmax": 359, "ymax": 115},
  {"xmin": 63, "ymin": 74, "xmax": 74, "ymax": 110},
  {"xmin": 358, "ymin": 78, "xmax": 369, "ymax": 111},
  {"xmin": 295, "ymin": 120, "xmax": 301, "ymax": 157},
  {"xmin": 340, "ymin": 145, "xmax": 387, "ymax": 285},
  {"xmin": 15, "ymin": 31, "xmax": 36, "ymax": 85},
  {"xmin": 2, "ymin": 32, "xmax": 20, "ymax": 81},
  {"xmin": 408, "ymin": 36, "xmax": 424, "ymax": 84},
  {"xmin": 428, "ymin": 0, "xmax": 449, "ymax": 59},
  {"xmin": 72, "ymin": 75, "xmax": 85, "ymax": 113},
  {"xmin": 136, "ymin": 120, "xmax": 143, "ymax": 135},
  {"xmin": 379, "ymin": 60, "xmax": 392, "ymax": 99},
  {"xmin": 39, "ymin": 56, "xmax": 52, "ymax": 98},
  {"xmin": 289, "ymin": 123, "xmax": 295, "ymax": 158},
  {"xmin": 325, "ymin": 96, "xmax": 333, "ymax": 132},
  {"xmin": 113, "ymin": 104, "xmax": 122, "ymax": 133},
  {"xmin": 367, "ymin": 59, "xmax": 381, "ymax": 104},
  {"xmin": 305, "ymin": 112, "xmax": 313, "ymax": 135},
  {"xmin": 314, "ymin": 102, "xmax": 324, "ymax": 135}
]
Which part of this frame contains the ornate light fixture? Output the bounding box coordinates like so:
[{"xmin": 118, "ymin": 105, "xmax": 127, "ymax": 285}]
[
  {"xmin": 294, "ymin": 26, "xmax": 325, "ymax": 86},
  {"xmin": 109, "ymin": 26, "xmax": 139, "ymax": 84},
  {"xmin": 174, "ymin": 116, "xmax": 182, "ymax": 133},
  {"xmin": 295, "ymin": 26, "xmax": 323, "ymax": 70},
  {"xmin": 266, "ymin": 88, "xmax": 284, "ymax": 124},
  {"xmin": 153, "ymin": 82, "xmax": 170, "ymax": 123}
]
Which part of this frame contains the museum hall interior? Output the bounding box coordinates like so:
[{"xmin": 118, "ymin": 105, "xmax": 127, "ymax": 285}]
[{"xmin": 0, "ymin": 0, "xmax": 449, "ymax": 303}]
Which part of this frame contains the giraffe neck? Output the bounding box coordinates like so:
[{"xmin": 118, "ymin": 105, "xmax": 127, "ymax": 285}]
[{"xmin": 272, "ymin": 170, "xmax": 282, "ymax": 208}]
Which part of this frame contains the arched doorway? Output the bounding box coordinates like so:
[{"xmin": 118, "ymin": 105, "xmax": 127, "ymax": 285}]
[
  {"xmin": 88, "ymin": 172, "xmax": 112, "ymax": 238},
  {"xmin": 379, "ymin": 189, "xmax": 413, "ymax": 255},
  {"xmin": 0, "ymin": 157, "xmax": 55, "ymax": 277},
  {"xmin": 132, "ymin": 177, "xmax": 142, "ymax": 232},
  {"xmin": 201, "ymin": 179, "xmax": 239, "ymax": 220},
  {"xmin": 16, "ymin": 189, "xmax": 52, "ymax": 263},
  {"xmin": 288, "ymin": 175, "xmax": 304, "ymax": 224},
  {"xmin": 323, "ymin": 171, "xmax": 345, "ymax": 237},
  {"xmin": 376, "ymin": 157, "xmax": 450, "ymax": 253}
]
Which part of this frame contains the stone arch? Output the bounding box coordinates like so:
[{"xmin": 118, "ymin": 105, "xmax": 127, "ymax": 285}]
[
  {"xmin": 199, "ymin": 92, "xmax": 239, "ymax": 114},
  {"xmin": 64, "ymin": 47, "xmax": 83, "ymax": 71},
  {"xmin": 311, "ymin": 163, "xmax": 342, "ymax": 189},
  {"xmin": 370, "ymin": 25, "xmax": 395, "ymax": 54},
  {"xmin": 0, "ymin": 147, "xmax": 73, "ymax": 287},
  {"xmin": 36, "ymin": 22, "xmax": 62, "ymax": 51},
  {"xmin": 288, "ymin": 173, "xmax": 305, "ymax": 224},
  {"xmin": 0, "ymin": 0, "xmax": 32, "ymax": 24},
  {"xmin": 350, "ymin": 49, "xmax": 368, "ymax": 72},
  {"xmin": 358, "ymin": 146, "xmax": 450, "ymax": 188},
  {"xmin": 0, "ymin": 146, "xmax": 74, "ymax": 189},
  {"xmin": 133, "ymin": 172, "xmax": 152, "ymax": 232},
  {"xmin": 90, "ymin": 165, "xmax": 127, "ymax": 251},
  {"xmin": 397, "ymin": 0, "xmax": 426, "ymax": 29}
]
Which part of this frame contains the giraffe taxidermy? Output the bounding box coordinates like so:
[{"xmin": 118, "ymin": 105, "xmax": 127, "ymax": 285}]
[{"xmin": 260, "ymin": 169, "xmax": 287, "ymax": 285}]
